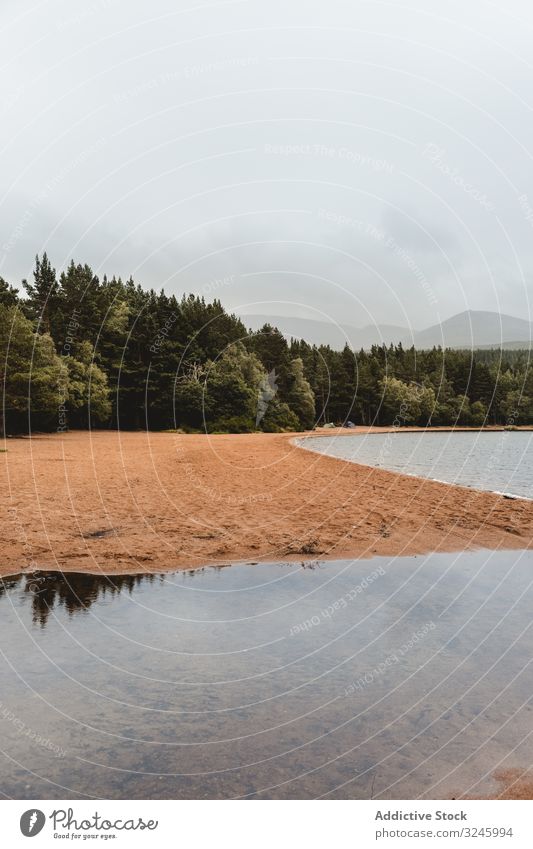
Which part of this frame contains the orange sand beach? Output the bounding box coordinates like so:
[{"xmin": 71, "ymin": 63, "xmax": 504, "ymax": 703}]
[{"xmin": 1, "ymin": 428, "xmax": 532, "ymax": 577}]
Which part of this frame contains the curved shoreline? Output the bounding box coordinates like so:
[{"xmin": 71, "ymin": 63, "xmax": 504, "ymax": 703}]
[
  {"xmin": 294, "ymin": 431, "xmax": 533, "ymax": 502},
  {"xmin": 1, "ymin": 429, "xmax": 532, "ymax": 577}
]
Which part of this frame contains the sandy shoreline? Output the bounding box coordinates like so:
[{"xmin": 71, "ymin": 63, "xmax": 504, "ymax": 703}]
[{"xmin": 1, "ymin": 428, "xmax": 532, "ymax": 577}]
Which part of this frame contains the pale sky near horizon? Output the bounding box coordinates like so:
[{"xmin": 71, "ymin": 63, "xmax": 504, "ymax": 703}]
[{"xmin": 1, "ymin": 0, "xmax": 533, "ymax": 332}]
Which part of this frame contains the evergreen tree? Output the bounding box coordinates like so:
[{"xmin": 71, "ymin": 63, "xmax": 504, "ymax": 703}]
[
  {"xmin": 287, "ymin": 357, "xmax": 315, "ymax": 429},
  {"xmin": 22, "ymin": 253, "xmax": 59, "ymax": 333},
  {"xmin": 0, "ymin": 276, "xmax": 19, "ymax": 307}
]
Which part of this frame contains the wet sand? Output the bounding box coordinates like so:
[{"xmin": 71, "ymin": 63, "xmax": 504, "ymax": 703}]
[
  {"xmin": 1, "ymin": 429, "xmax": 532, "ymax": 576},
  {"xmin": 462, "ymin": 770, "xmax": 533, "ymax": 800}
]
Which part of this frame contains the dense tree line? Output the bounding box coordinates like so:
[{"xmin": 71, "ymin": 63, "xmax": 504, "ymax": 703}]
[
  {"xmin": 290, "ymin": 337, "xmax": 533, "ymax": 427},
  {"xmin": 1, "ymin": 254, "xmax": 532, "ymax": 435}
]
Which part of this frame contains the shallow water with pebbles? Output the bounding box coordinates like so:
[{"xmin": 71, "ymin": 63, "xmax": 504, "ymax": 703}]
[{"xmin": 1, "ymin": 549, "xmax": 532, "ymax": 799}]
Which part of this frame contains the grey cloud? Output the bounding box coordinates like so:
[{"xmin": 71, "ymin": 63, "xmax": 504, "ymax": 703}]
[{"xmin": 1, "ymin": 0, "xmax": 533, "ymax": 329}]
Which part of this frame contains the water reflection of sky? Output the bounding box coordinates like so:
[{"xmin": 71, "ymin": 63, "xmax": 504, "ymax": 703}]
[{"xmin": 1, "ymin": 550, "xmax": 532, "ymax": 800}]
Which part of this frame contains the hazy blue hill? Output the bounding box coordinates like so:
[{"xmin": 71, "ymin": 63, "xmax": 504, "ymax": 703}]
[
  {"xmin": 240, "ymin": 310, "xmax": 533, "ymax": 351},
  {"xmin": 414, "ymin": 310, "xmax": 533, "ymax": 350}
]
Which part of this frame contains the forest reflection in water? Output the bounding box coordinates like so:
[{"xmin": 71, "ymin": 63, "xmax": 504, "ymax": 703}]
[{"xmin": 0, "ymin": 566, "xmax": 229, "ymax": 627}]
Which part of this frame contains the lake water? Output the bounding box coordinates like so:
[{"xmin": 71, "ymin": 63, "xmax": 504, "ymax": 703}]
[
  {"xmin": 298, "ymin": 431, "xmax": 533, "ymax": 499},
  {"xmin": 1, "ymin": 549, "xmax": 532, "ymax": 799}
]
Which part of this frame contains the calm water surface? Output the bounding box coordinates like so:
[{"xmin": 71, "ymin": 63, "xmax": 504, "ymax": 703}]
[
  {"xmin": 298, "ymin": 431, "xmax": 533, "ymax": 499},
  {"xmin": 1, "ymin": 550, "xmax": 532, "ymax": 799}
]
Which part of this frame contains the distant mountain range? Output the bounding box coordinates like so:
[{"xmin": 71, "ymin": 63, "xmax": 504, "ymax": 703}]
[{"xmin": 239, "ymin": 310, "xmax": 533, "ymax": 351}]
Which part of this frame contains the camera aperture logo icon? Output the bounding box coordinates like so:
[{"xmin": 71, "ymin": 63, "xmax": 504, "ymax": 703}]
[{"xmin": 20, "ymin": 809, "xmax": 46, "ymax": 837}]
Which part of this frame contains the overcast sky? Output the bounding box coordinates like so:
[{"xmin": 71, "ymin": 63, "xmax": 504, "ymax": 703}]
[{"xmin": 1, "ymin": 0, "xmax": 533, "ymax": 333}]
